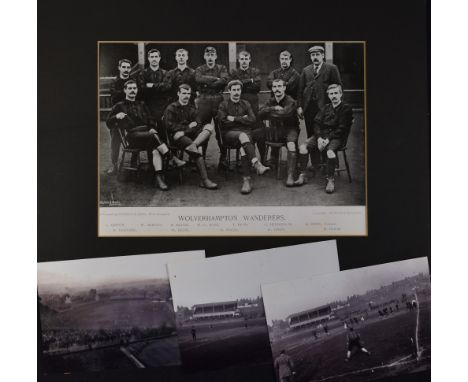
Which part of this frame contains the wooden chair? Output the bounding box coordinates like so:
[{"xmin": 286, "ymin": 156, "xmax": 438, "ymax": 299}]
[
  {"xmin": 264, "ymin": 121, "xmax": 288, "ymax": 180},
  {"xmin": 335, "ymin": 142, "xmax": 352, "ymax": 183},
  {"xmin": 161, "ymin": 118, "xmax": 184, "ymax": 185},
  {"xmin": 116, "ymin": 126, "xmax": 150, "ymax": 182},
  {"xmin": 215, "ymin": 123, "xmax": 241, "ymax": 176}
]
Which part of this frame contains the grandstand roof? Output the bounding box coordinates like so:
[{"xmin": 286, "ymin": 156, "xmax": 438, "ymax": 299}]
[
  {"xmin": 287, "ymin": 304, "xmax": 331, "ymax": 320},
  {"xmin": 193, "ymin": 300, "xmax": 237, "ymax": 309}
]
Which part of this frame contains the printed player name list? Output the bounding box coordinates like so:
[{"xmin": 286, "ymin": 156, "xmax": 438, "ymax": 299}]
[{"xmin": 99, "ymin": 206, "xmax": 366, "ymax": 236}]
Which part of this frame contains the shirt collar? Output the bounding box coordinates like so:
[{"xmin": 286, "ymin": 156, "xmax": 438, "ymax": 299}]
[
  {"xmin": 332, "ymin": 101, "xmax": 342, "ymax": 109},
  {"xmin": 274, "ymin": 94, "xmax": 286, "ymax": 103}
]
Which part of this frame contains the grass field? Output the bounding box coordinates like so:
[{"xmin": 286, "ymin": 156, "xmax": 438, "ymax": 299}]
[
  {"xmin": 271, "ymin": 303, "xmax": 430, "ymax": 382},
  {"xmin": 44, "ymin": 299, "xmax": 175, "ymax": 330},
  {"xmin": 418, "ymin": 300, "xmax": 431, "ymax": 358},
  {"xmin": 128, "ymin": 335, "xmax": 181, "ymax": 367},
  {"xmin": 178, "ymin": 318, "xmax": 273, "ymax": 372},
  {"xmin": 43, "ymin": 346, "xmax": 135, "ymax": 373}
]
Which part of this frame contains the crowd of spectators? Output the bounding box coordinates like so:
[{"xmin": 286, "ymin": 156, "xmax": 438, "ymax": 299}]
[{"xmin": 42, "ymin": 326, "xmax": 174, "ymax": 353}]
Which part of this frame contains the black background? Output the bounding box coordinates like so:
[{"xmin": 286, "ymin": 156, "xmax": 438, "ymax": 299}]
[{"xmin": 38, "ymin": 0, "xmax": 430, "ymax": 381}]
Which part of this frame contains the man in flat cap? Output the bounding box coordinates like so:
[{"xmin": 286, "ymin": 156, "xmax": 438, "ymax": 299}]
[
  {"xmin": 297, "ymin": 45, "xmax": 342, "ymax": 172},
  {"xmin": 217, "ymin": 80, "xmax": 270, "ymax": 194},
  {"xmin": 195, "ymin": 46, "xmax": 229, "ymax": 168},
  {"xmin": 164, "ymin": 83, "xmax": 218, "ymax": 190},
  {"xmin": 229, "ymin": 50, "xmax": 266, "ymax": 161},
  {"xmin": 296, "ymin": 84, "xmax": 353, "ymax": 193},
  {"xmin": 162, "ymin": 48, "xmax": 197, "ymax": 104}
]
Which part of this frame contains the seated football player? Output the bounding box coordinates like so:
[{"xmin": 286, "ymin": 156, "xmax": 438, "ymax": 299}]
[
  {"xmin": 217, "ymin": 80, "xmax": 270, "ymax": 194},
  {"xmin": 258, "ymin": 79, "xmax": 300, "ymax": 187},
  {"xmin": 296, "ymin": 84, "xmax": 353, "ymax": 193},
  {"xmin": 195, "ymin": 46, "xmax": 229, "ymax": 169},
  {"xmin": 164, "ymin": 83, "xmax": 218, "ymax": 190},
  {"xmin": 229, "ymin": 50, "xmax": 266, "ymax": 162},
  {"xmin": 106, "ymin": 79, "xmax": 183, "ymax": 191},
  {"xmin": 107, "ymin": 58, "xmax": 134, "ymax": 175}
]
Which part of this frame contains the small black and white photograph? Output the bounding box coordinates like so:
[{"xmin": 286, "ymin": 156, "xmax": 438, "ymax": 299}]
[
  {"xmin": 98, "ymin": 41, "xmax": 366, "ymax": 236},
  {"xmin": 261, "ymin": 257, "xmax": 431, "ymax": 382},
  {"xmin": 37, "ymin": 251, "xmax": 204, "ymax": 374},
  {"xmin": 167, "ymin": 241, "xmax": 339, "ymax": 372}
]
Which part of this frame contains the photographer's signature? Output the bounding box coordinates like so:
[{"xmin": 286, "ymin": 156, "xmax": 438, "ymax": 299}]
[{"xmin": 100, "ymin": 193, "xmax": 121, "ymax": 207}]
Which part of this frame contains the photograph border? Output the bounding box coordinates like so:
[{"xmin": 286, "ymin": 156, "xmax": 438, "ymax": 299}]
[{"xmin": 97, "ymin": 41, "xmax": 368, "ymax": 237}]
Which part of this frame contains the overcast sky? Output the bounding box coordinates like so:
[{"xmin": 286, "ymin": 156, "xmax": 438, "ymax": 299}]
[
  {"xmin": 262, "ymin": 257, "xmax": 430, "ymax": 325},
  {"xmin": 37, "ymin": 251, "xmax": 205, "ymax": 294},
  {"xmin": 168, "ymin": 241, "xmax": 339, "ymax": 309}
]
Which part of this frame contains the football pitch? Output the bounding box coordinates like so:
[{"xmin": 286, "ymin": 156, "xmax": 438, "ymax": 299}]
[
  {"xmin": 45, "ymin": 299, "xmax": 175, "ymax": 330},
  {"xmin": 271, "ymin": 301, "xmax": 430, "ymax": 382},
  {"xmin": 127, "ymin": 335, "xmax": 181, "ymax": 367},
  {"xmin": 178, "ymin": 318, "xmax": 273, "ymax": 371}
]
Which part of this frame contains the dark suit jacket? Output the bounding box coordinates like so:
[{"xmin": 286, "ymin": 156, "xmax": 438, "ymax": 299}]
[{"xmin": 297, "ymin": 62, "xmax": 342, "ymax": 112}]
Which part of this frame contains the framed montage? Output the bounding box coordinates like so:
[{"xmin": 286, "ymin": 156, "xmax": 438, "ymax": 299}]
[{"xmin": 98, "ymin": 41, "xmax": 367, "ymax": 236}]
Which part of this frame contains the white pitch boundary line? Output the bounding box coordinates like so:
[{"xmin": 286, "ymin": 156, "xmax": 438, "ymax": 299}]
[
  {"xmin": 309, "ymin": 355, "xmax": 429, "ymax": 382},
  {"xmin": 389, "ymin": 354, "xmax": 413, "ymax": 367},
  {"xmin": 414, "ymin": 292, "xmax": 421, "ymax": 360},
  {"xmin": 120, "ymin": 346, "xmax": 146, "ymax": 368}
]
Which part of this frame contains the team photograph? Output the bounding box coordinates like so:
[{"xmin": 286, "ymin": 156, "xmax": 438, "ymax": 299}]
[{"xmin": 98, "ymin": 41, "xmax": 365, "ymax": 208}]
